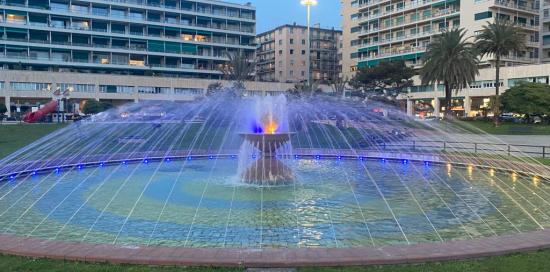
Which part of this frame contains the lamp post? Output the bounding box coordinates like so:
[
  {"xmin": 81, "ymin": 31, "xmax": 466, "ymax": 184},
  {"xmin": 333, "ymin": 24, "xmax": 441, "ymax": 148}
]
[{"xmin": 301, "ymin": 0, "xmax": 317, "ymax": 90}]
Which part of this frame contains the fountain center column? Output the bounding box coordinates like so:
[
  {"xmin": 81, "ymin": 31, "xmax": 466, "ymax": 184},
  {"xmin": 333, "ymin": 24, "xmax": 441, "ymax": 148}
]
[{"xmin": 239, "ymin": 133, "xmax": 294, "ymax": 185}]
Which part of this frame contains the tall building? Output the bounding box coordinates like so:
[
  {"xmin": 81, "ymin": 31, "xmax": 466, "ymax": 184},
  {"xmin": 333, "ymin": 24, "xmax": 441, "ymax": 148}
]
[
  {"xmin": 341, "ymin": 0, "xmax": 541, "ymax": 78},
  {"xmin": 255, "ymin": 24, "xmax": 342, "ymax": 83},
  {"xmin": 0, "ymin": 0, "xmax": 256, "ymax": 79}
]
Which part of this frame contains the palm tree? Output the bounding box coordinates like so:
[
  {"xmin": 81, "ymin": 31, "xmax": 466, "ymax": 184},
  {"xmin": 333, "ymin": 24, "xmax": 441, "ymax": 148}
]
[
  {"xmin": 475, "ymin": 19, "xmax": 525, "ymax": 126},
  {"xmin": 420, "ymin": 28, "xmax": 479, "ymax": 119},
  {"xmin": 218, "ymin": 49, "xmax": 255, "ymax": 91}
]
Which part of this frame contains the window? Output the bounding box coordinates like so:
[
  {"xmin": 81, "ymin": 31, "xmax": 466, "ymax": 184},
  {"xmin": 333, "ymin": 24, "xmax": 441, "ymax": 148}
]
[
  {"xmin": 174, "ymin": 88, "xmax": 203, "ymax": 95},
  {"xmin": 10, "ymin": 82, "xmax": 50, "ymax": 91},
  {"xmin": 302, "ymin": 39, "xmax": 306, "ymax": 45},
  {"xmin": 290, "ymin": 38, "xmax": 294, "ymax": 44},
  {"xmin": 301, "ymin": 50, "xmax": 306, "ymax": 55},
  {"xmin": 99, "ymin": 85, "xmax": 134, "ymax": 93},
  {"xmin": 475, "ymin": 11, "xmax": 493, "ymax": 21},
  {"xmin": 279, "ymin": 50, "xmax": 283, "ymax": 55},
  {"xmin": 290, "ymin": 49, "xmax": 294, "ymax": 54},
  {"xmin": 58, "ymin": 83, "xmax": 95, "ymax": 93}
]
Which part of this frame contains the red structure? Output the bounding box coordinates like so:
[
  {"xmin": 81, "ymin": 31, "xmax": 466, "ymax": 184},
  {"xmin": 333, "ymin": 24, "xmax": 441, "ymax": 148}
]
[{"xmin": 23, "ymin": 100, "xmax": 58, "ymax": 123}]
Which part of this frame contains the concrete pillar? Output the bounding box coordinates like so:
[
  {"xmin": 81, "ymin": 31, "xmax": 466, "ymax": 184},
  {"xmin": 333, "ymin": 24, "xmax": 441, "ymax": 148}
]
[
  {"xmin": 434, "ymin": 97, "xmax": 441, "ymax": 118},
  {"xmin": 406, "ymin": 99, "xmax": 414, "ymax": 117},
  {"xmin": 4, "ymin": 96, "xmax": 11, "ymax": 118},
  {"xmin": 464, "ymin": 96, "xmax": 471, "ymax": 117}
]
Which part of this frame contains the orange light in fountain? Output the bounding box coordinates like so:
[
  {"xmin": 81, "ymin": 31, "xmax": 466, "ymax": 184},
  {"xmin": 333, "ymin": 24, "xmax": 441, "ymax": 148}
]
[{"xmin": 261, "ymin": 114, "xmax": 279, "ymax": 134}]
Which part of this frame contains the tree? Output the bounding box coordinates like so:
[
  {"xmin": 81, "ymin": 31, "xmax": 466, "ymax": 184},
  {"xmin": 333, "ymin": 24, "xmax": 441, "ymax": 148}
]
[
  {"xmin": 82, "ymin": 99, "xmax": 110, "ymax": 115},
  {"xmin": 218, "ymin": 50, "xmax": 255, "ymax": 91},
  {"xmin": 288, "ymin": 81, "xmax": 321, "ymax": 98},
  {"xmin": 420, "ymin": 28, "xmax": 479, "ymax": 119},
  {"xmin": 501, "ymin": 82, "xmax": 550, "ymax": 120},
  {"xmin": 330, "ymin": 77, "xmax": 349, "ymax": 99},
  {"xmin": 350, "ymin": 60, "xmax": 414, "ymax": 98},
  {"xmin": 206, "ymin": 82, "xmax": 223, "ymax": 96},
  {"xmin": 475, "ymin": 19, "xmax": 525, "ymax": 126},
  {"xmin": 0, "ymin": 103, "xmax": 7, "ymax": 122}
]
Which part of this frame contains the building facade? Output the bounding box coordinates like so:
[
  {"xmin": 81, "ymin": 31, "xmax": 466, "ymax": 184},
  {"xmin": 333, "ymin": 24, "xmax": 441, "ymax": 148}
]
[
  {"xmin": 341, "ymin": 0, "xmax": 541, "ymax": 78},
  {"xmin": 403, "ymin": 63, "xmax": 550, "ymax": 118},
  {"xmin": 0, "ymin": 0, "xmax": 256, "ymax": 79},
  {"xmin": 0, "ymin": 70, "xmax": 301, "ymax": 118},
  {"xmin": 255, "ymin": 24, "xmax": 342, "ymax": 83}
]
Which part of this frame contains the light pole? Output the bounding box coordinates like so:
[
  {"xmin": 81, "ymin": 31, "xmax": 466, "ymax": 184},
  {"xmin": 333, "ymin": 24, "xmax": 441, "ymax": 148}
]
[{"xmin": 301, "ymin": 0, "xmax": 317, "ymax": 90}]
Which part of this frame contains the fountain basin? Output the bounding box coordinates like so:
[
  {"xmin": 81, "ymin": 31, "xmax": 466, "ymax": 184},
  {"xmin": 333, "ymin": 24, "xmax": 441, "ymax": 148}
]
[{"xmin": 239, "ymin": 133, "xmax": 295, "ymax": 185}]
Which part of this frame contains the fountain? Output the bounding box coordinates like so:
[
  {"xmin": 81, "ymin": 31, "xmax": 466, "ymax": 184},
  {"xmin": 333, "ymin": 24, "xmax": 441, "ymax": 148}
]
[
  {"xmin": 238, "ymin": 95, "xmax": 294, "ymax": 185},
  {"xmin": 0, "ymin": 92, "xmax": 549, "ymax": 260}
]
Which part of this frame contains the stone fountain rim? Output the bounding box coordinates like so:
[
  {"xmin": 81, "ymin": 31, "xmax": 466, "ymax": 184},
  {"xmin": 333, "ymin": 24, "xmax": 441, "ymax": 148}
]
[{"xmin": 1, "ymin": 151, "xmax": 548, "ymax": 182}]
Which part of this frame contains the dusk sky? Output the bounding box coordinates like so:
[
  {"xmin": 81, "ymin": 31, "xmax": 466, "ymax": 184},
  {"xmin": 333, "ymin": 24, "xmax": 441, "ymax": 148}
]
[{"xmin": 225, "ymin": 0, "xmax": 342, "ymax": 33}]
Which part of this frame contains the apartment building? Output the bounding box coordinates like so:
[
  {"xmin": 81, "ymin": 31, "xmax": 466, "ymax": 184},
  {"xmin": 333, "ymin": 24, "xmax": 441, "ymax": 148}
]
[
  {"xmin": 255, "ymin": 24, "xmax": 342, "ymax": 83},
  {"xmin": 341, "ymin": 0, "xmax": 541, "ymax": 78},
  {"xmin": 0, "ymin": 0, "xmax": 256, "ymax": 79}
]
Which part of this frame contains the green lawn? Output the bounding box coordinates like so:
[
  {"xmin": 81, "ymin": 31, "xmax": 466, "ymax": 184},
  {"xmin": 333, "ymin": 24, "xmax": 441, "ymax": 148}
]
[
  {"xmin": 0, "ymin": 124, "xmax": 67, "ymax": 158},
  {"xmin": 2, "ymin": 250, "xmax": 550, "ymax": 272},
  {"xmin": 1, "ymin": 123, "xmax": 550, "ymax": 271},
  {"xmin": 451, "ymin": 120, "xmax": 550, "ymax": 135}
]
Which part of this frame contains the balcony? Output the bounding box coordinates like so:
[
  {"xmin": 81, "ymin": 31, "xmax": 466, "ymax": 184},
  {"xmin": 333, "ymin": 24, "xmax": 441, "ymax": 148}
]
[
  {"xmin": 359, "ymin": 9, "xmax": 460, "ymax": 36},
  {"xmin": 0, "ymin": 52, "xmax": 222, "ymax": 73},
  {"xmin": 492, "ymin": 0, "xmax": 540, "ymax": 14},
  {"xmin": 360, "ymin": 0, "xmax": 449, "ymax": 22},
  {"xmin": 360, "ymin": 46, "xmax": 428, "ymax": 61},
  {"xmin": 0, "ymin": 3, "xmax": 255, "ymax": 35}
]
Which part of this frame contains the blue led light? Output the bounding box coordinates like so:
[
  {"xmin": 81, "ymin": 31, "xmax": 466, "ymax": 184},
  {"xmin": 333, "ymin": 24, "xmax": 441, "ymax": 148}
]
[
  {"xmin": 9, "ymin": 175, "xmax": 15, "ymax": 179},
  {"xmin": 231, "ymin": 155, "xmax": 237, "ymax": 159},
  {"xmin": 31, "ymin": 171, "xmax": 37, "ymax": 176},
  {"xmin": 78, "ymin": 165, "xmax": 83, "ymax": 170},
  {"xmin": 144, "ymin": 159, "xmax": 149, "ymax": 164},
  {"xmin": 209, "ymin": 155, "xmax": 214, "ymax": 160},
  {"xmin": 424, "ymin": 161, "xmax": 430, "ymax": 166},
  {"xmin": 315, "ymin": 155, "xmax": 321, "ymax": 160},
  {"xmin": 381, "ymin": 158, "xmax": 386, "ymax": 163},
  {"xmin": 294, "ymin": 155, "xmax": 299, "ymax": 159},
  {"xmin": 122, "ymin": 161, "xmax": 128, "ymax": 165},
  {"xmin": 337, "ymin": 156, "xmax": 342, "ymax": 160},
  {"xmin": 187, "ymin": 156, "xmax": 192, "ymax": 160},
  {"xmin": 99, "ymin": 162, "xmax": 105, "ymax": 167},
  {"xmin": 402, "ymin": 159, "xmax": 409, "ymax": 164},
  {"xmin": 165, "ymin": 158, "xmax": 171, "ymax": 162}
]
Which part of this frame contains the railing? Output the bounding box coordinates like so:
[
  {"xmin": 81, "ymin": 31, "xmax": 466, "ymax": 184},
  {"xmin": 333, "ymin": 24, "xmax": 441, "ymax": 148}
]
[
  {"xmin": 0, "ymin": 0, "xmax": 255, "ymax": 21},
  {"xmin": 374, "ymin": 140, "xmax": 549, "ymax": 158},
  {"xmin": 493, "ymin": 0, "xmax": 539, "ymax": 13},
  {"xmin": 0, "ymin": 4, "xmax": 255, "ymax": 34}
]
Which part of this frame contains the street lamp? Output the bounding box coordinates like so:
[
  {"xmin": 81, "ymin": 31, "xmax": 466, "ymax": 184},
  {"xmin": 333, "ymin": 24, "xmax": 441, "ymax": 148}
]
[{"xmin": 301, "ymin": 0, "xmax": 317, "ymax": 89}]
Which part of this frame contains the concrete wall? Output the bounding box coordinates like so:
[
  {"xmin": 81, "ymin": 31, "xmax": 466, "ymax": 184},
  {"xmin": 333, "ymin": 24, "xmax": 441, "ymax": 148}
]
[{"xmin": 0, "ymin": 70, "xmax": 303, "ymax": 117}]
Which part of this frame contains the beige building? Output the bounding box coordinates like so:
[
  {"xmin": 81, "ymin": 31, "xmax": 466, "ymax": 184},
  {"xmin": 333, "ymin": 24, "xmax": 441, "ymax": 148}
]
[
  {"xmin": 403, "ymin": 63, "xmax": 550, "ymax": 118},
  {"xmin": 0, "ymin": 70, "xmax": 299, "ymax": 118},
  {"xmin": 341, "ymin": 0, "xmax": 541, "ymax": 78},
  {"xmin": 255, "ymin": 24, "xmax": 342, "ymax": 83}
]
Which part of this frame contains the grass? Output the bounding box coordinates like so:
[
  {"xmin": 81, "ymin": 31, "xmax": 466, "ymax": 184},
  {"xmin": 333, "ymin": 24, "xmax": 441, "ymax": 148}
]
[
  {"xmin": 450, "ymin": 120, "xmax": 550, "ymax": 135},
  {"xmin": 0, "ymin": 254, "xmax": 240, "ymax": 272},
  {"xmin": 2, "ymin": 250, "xmax": 550, "ymax": 272},
  {"xmin": 305, "ymin": 250, "xmax": 550, "ymax": 272},
  {"xmin": 1, "ymin": 123, "xmax": 550, "ymax": 271},
  {"xmin": 0, "ymin": 123, "xmax": 67, "ymax": 158}
]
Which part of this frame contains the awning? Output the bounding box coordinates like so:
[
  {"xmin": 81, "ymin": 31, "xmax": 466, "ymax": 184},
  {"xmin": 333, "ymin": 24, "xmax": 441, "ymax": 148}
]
[
  {"xmin": 358, "ymin": 45, "xmax": 378, "ymax": 53},
  {"xmin": 5, "ymin": 27, "xmax": 28, "ymax": 34}
]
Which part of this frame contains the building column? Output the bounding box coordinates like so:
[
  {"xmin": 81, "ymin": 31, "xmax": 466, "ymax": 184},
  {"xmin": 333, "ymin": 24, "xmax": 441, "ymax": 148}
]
[
  {"xmin": 433, "ymin": 97, "xmax": 441, "ymax": 118},
  {"xmin": 406, "ymin": 99, "xmax": 414, "ymax": 117},
  {"xmin": 464, "ymin": 96, "xmax": 471, "ymax": 117},
  {"xmin": 4, "ymin": 96, "xmax": 11, "ymax": 118}
]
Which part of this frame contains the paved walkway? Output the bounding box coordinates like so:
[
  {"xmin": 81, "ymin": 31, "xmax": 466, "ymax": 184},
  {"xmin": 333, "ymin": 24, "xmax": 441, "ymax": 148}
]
[{"xmin": 1, "ymin": 230, "xmax": 550, "ymax": 267}]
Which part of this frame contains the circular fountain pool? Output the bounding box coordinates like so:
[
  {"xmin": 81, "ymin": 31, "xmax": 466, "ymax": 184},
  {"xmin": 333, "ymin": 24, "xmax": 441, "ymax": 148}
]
[{"xmin": 0, "ymin": 157, "xmax": 548, "ymax": 248}]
